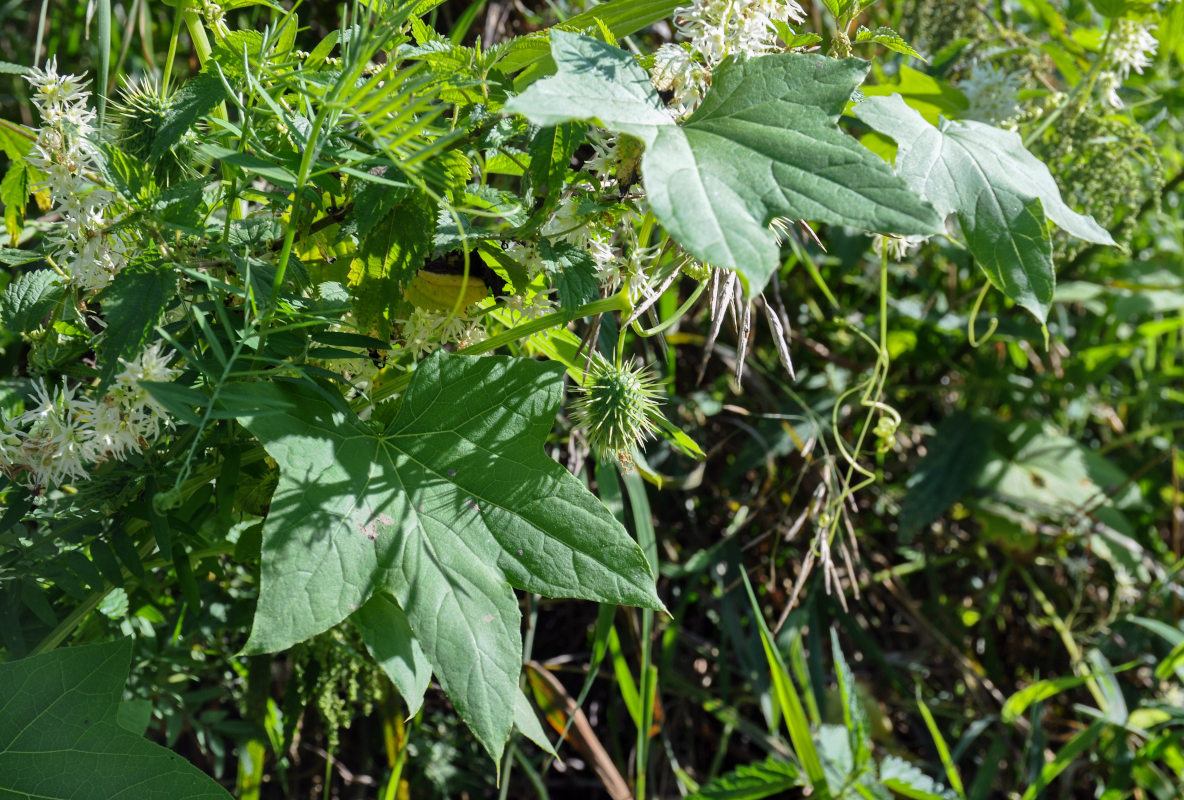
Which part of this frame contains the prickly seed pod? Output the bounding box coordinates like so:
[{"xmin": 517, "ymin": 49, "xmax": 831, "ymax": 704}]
[
  {"xmin": 113, "ymin": 78, "xmax": 193, "ymax": 186},
  {"xmin": 573, "ymin": 356, "xmax": 664, "ymax": 463}
]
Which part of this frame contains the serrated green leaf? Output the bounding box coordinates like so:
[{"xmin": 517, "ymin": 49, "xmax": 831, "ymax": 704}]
[
  {"xmin": 505, "ymin": 34, "xmax": 943, "ymax": 296},
  {"xmin": 348, "ymin": 190, "xmax": 434, "ymax": 336},
  {"xmin": 226, "ymin": 353, "xmax": 662, "ymax": 761},
  {"xmin": 2, "ymin": 161, "xmax": 31, "ymax": 241},
  {"xmin": 853, "ymin": 26, "xmax": 925, "ymax": 61},
  {"xmin": 0, "ymin": 639, "xmax": 232, "ymax": 799},
  {"xmin": 688, "ymin": 756, "xmax": 804, "ymax": 799},
  {"xmin": 96, "ymin": 262, "xmax": 180, "ymax": 388},
  {"xmin": 879, "ymin": 756, "xmax": 957, "ymax": 800},
  {"xmin": 150, "ymin": 72, "xmax": 226, "ymax": 162},
  {"xmin": 541, "ymin": 239, "xmax": 599, "ymax": 312},
  {"xmin": 0, "ymin": 269, "xmax": 65, "ymax": 333},
  {"xmin": 853, "ymin": 94, "xmax": 1115, "ymax": 322},
  {"xmin": 899, "ymin": 412, "xmax": 993, "ymax": 539},
  {"xmin": 860, "ymin": 66, "xmax": 967, "ymax": 125},
  {"xmin": 830, "ymin": 630, "xmax": 872, "ymax": 773},
  {"xmin": 528, "ymin": 122, "xmax": 586, "ymax": 198},
  {"xmin": 0, "ymin": 61, "xmax": 29, "ymax": 75}
]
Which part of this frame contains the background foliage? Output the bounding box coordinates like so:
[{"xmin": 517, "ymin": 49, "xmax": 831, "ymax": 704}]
[{"xmin": 1, "ymin": 0, "xmax": 1182, "ymax": 798}]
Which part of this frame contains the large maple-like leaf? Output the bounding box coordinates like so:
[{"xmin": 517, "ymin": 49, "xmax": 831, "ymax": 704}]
[
  {"xmin": 0, "ymin": 640, "xmax": 231, "ymax": 799},
  {"xmin": 504, "ymin": 32, "xmax": 943, "ymax": 296},
  {"xmin": 225, "ymin": 352, "xmax": 661, "ymax": 760},
  {"xmin": 852, "ymin": 94, "xmax": 1115, "ymax": 322}
]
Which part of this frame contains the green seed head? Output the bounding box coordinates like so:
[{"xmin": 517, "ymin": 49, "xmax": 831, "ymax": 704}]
[
  {"xmin": 573, "ymin": 357, "xmax": 664, "ymax": 462},
  {"xmin": 113, "ymin": 78, "xmax": 193, "ymax": 186}
]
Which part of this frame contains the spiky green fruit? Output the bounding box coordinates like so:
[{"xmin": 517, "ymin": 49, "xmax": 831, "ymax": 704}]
[
  {"xmin": 113, "ymin": 78, "xmax": 193, "ymax": 186},
  {"xmin": 573, "ymin": 356, "xmax": 664, "ymax": 463}
]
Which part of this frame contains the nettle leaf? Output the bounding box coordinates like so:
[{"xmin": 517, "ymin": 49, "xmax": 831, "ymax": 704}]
[
  {"xmin": 853, "ymin": 94, "xmax": 1115, "ymax": 322},
  {"xmin": 227, "ymin": 353, "xmax": 662, "ymax": 760},
  {"xmin": 151, "ymin": 71, "xmax": 226, "ymax": 163},
  {"xmin": 96, "ymin": 261, "xmax": 180, "ymax": 388},
  {"xmin": 0, "ymin": 639, "xmax": 232, "ymax": 799},
  {"xmin": 688, "ymin": 756, "xmax": 804, "ymax": 799},
  {"xmin": 505, "ymin": 33, "xmax": 943, "ymax": 296},
  {"xmin": 348, "ymin": 190, "xmax": 435, "ymax": 336},
  {"xmin": 0, "ymin": 269, "xmax": 64, "ymax": 333},
  {"xmin": 540, "ymin": 239, "xmax": 599, "ymax": 312}
]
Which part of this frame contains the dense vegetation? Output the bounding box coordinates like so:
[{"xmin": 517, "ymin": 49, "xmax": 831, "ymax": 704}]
[{"xmin": 1, "ymin": 1, "xmax": 1181, "ymax": 798}]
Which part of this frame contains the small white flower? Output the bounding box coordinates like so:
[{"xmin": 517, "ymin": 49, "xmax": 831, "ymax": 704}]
[
  {"xmin": 1098, "ymin": 70, "xmax": 1124, "ymax": 109},
  {"xmin": 543, "ymin": 196, "xmax": 592, "ymax": 248},
  {"xmin": 960, "ymin": 62, "xmax": 1022, "ymax": 124},
  {"xmin": 16, "ymin": 380, "xmax": 90, "ymax": 486},
  {"xmin": 110, "ymin": 343, "xmax": 181, "ymax": 427},
  {"xmin": 505, "ymin": 241, "xmax": 544, "ymax": 281},
  {"xmin": 1114, "ymin": 567, "xmax": 1140, "ymax": 607},
  {"xmin": 1110, "ymin": 19, "xmax": 1158, "ymax": 80},
  {"xmin": 74, "ymin": 396, "xmax": 142, "ymax": 461},
  {"xmin": 503, "ymin": 292, "xmax": 556, "ymax": 325},
  {"xmin": 1160, "ymin": 682, "xmax": 1184, "ymax": 709},
  {"xmin": 872, "ymin": 233, "xmax": 924, "ymax": 262}
]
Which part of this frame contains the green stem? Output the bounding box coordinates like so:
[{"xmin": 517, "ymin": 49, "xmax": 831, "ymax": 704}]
[{"xmin": 161, "ymin": 10, "xmax": 183, "ymax": 89}]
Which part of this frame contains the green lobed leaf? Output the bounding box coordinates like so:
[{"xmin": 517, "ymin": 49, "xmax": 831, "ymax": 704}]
[
  {"xmin": 853, "ymin": 94, "xmax": 1115, "ymax": 322},
  {"xmin": 1, "ymin": 269, "xmax": 64, "ymax": 333},
  {"xmin": 0, "ymin": 639, "xmax": 232, "ymax": 799},
  {"xmin": 353, "ymin": 591, "xmax": 433, "ymax": 716},
  {"xmin": 505, "ymin": 33, "xmax": 943, "ymax": 296},
  {"xmin": 226, "ymin": 353, "xmax": 663, "ymax": 761},
  {"xmin": 513, "ymin": 691, "xmax": 558, "ymax": 757},
  {"xmin": 687, "ymin": 756, "xmax": 805, "ymax": 799},
  {"xmin": 95, "ymin": 261, "xmax": 180, "ymax": 388}
]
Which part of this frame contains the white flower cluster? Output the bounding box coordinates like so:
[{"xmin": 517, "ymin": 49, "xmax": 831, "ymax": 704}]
[
  {"xmin": 398, "ymin": 307, "xmax": 487, "ymax": 358},
  {"xmin": 1110, "ymin": 19, "xmax": 1158, "ymax": 79},
  {"xmin": 1100, "ymin": 19, "xmax": 1158, "ymax": 108},
  {"xmin": 675, "ymin": 0, "xmax": 806, "ymax": 66},
  {"xmin": 653, "ymin": 0, "xmax": 807, "ymax": 115},
  {"xmin": 0, "ymin": 344, "xmax": 179, "ymax": 487},
  {"xmin": 959, "ymin": 62, "xmax": 1022, "ymax": 124},
  {"xmin": 24, "ymin": 60, "xmax": 129, "ymax": 292}
]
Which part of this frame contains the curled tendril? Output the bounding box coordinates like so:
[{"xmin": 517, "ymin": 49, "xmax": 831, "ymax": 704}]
[{"xmin": 968, "ymin": 280, "xmax": 1000, "ymax": 347}]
